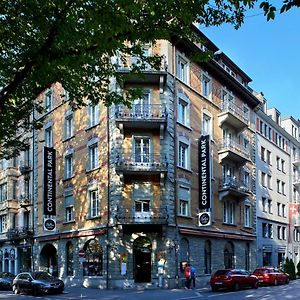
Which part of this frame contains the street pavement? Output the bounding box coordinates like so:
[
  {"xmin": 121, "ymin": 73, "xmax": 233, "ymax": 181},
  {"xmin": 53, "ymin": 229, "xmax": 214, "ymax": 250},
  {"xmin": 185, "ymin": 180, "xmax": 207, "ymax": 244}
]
[{"xmin": 1, "ymin": 280, "xmax": 300, "ymax": 300}]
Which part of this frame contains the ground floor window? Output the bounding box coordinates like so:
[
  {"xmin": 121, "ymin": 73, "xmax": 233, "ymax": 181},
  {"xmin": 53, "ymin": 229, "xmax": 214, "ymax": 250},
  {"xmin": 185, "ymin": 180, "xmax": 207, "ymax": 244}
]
[
  {"xmin": 83, "ymin": 239, "xmax": 103, "ymax": 276},
  {"xmin": 224, "ymin": 242, "xmax": 234, "ymax": 269},
  {"xmin": 66, "ymin": 241, "xmax": 74, "ymax": 276},
  {"xmin": 263, "ymin": 251, "xmax": 272, "ymax": 266},
  {"xmin": 204, "ymin": 240, "xmax": 211, "ymax": 274}
]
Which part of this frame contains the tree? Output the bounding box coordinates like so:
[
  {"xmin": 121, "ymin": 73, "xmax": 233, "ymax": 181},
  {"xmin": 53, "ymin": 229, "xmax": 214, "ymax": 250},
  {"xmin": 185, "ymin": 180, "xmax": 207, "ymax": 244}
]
[{"xmin": 0, "ymin": 0, "xmax": 297, "ymax": 158}]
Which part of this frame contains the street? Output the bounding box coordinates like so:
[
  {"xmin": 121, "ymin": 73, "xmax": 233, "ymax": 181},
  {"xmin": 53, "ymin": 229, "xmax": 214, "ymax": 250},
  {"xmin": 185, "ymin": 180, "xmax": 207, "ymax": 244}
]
[{"xmin": 1, "ymin": 280, "xmax": 300, "ymax": 300}]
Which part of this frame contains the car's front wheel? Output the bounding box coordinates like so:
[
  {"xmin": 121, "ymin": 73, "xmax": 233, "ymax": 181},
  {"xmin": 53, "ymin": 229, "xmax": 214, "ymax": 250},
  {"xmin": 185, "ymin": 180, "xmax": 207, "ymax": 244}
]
[
  {"xmin": 233, "ymin": 282, "xmax": 240, "ymax": 291},
  {"xmin": 252, "ymin": 281, "xmax": 258, "ymax": 289},
  {"xmin": 13, "ymin": 285, "xmax": 20, "ymax": 294}
]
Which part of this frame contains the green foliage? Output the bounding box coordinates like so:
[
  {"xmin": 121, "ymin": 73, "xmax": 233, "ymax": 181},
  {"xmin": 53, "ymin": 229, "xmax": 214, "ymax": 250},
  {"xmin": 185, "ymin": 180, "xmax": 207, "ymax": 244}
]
[
  {"xmin": 283, "ymin": 258, "xmax": 297, "ymax": 280},
  {"xmin": 297, "ymin": 261, "xmax": 300, "ymax": 276},
  {"xmin": 0, "ymin": 0, "xmax": 299, "ymax": 158}
]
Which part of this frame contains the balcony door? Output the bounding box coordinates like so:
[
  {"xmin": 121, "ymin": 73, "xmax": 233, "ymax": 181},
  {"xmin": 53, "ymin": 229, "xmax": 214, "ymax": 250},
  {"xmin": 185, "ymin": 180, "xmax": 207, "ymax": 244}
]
[
  {"xmin": 134, "ymin": 137, "xmax": 151, "ymax": 163},
  {"xmin": 133, "ymin": 182, "xmax": 152, "ymax": 222},
  {"xmin": 135, "ymin": 200, "xmax": 151, "ymax": 222},
  {"xmin": 133, "ymin": 92, "xmax": 150, "ymax": 117}
]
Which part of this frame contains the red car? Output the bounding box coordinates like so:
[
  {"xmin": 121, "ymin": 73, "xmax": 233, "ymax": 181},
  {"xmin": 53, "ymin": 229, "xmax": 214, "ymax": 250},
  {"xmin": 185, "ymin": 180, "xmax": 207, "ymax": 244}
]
[
  {"xmin": 210, "ymin": 269, "xmax": 259, "ymax": 291},
  {"xmin": 252, "ymin": 267, "xmax": 289, "ymax": 286}
]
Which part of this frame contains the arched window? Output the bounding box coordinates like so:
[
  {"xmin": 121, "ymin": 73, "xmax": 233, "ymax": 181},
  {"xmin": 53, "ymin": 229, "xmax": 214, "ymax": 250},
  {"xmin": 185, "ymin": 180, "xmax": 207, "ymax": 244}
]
[
  {"xmin": 224, "ymin": 242, "xmax": 235, "ymax": 269},
  {"xmin": 10, "ymin": 249, "xmax": 15, "ymax": 274},
  {"xmin": 204, "ymin": 240, "xmax": 212, "ymax": 274},
  {"xmin": 245, "ymin": 243, "xmax": 250, "ymax": 271},
  {"xmin": 83, "ymin": 239, "xmax": 103, "ymax": 276},
  {"xmin": 66, "ymin": 241, "xmax": 74, "ymax": 276}
]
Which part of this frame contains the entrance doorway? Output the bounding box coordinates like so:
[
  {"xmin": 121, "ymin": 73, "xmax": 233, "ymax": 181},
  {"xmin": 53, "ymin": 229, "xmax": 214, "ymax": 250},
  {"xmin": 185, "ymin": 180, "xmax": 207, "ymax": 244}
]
[
  {"xmin": 39, "ymin": 244, "xmax": 58, "ymax": 276},
  {"xmin": 133, "ymin": 237, "xmax": 152, "ymax": 283}
]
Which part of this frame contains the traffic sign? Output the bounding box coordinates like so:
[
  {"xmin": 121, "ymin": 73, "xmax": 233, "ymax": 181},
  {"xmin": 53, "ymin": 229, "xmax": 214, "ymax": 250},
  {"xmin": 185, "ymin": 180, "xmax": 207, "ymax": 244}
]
[{"xmin": 78, "ymin": 249, "xmax": 85, "ymax": 258}]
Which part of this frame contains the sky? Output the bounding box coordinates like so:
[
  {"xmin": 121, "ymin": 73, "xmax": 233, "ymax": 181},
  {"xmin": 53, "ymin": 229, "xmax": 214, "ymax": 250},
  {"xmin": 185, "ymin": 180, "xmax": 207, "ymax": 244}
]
[{"xmin": 201, "ymin": 7, "xmax": 300, "ymax": 119}]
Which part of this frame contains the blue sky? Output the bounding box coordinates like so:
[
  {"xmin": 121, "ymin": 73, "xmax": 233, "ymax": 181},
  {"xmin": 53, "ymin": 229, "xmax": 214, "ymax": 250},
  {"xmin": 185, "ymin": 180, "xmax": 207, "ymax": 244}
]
[{"xmin": 201, "ymin": 8, "xmax": 300, "ymax": 119}]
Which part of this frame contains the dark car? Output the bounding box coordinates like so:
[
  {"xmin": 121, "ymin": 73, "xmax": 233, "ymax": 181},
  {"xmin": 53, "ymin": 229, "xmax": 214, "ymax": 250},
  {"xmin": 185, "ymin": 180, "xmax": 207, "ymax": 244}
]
[
  {"xmin": 210, "ymin": 269, "xmax": 259, "ymax": 291},
  {"xmin": 253, "ymin": 267, "xmax": 289, "ymax": 285},
  {"xmin": 0, "ymin": 272, "xmax": 15, "ymax": 290},
  {"xmin": 12, "ymin": 271, "xmax": 64, "ymax": 296}
]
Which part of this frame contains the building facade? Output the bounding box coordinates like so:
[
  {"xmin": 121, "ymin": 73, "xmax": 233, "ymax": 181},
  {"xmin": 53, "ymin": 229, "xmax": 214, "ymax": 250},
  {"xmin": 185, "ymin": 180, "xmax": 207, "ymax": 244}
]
[{"xmin": 1, "ymin": 28, "xmax": 263, "ymax": 288}]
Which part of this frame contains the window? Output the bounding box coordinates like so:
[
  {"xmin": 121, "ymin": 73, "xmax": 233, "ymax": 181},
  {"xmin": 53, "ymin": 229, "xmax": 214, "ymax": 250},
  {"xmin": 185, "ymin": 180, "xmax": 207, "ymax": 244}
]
[
  {"xmin": 281, "ymin": 160, "xmax": 285, "ymax": 173},
  {"xmin": 268, "ymin": 224, "xmax": 273, "ymax": 238},
  {"xmin": 282, "ymin": 182, "xmax": 286, "ymax": 195},
  {"xmin": 268, "ymin": 199, "xmax": 272, "ymax": 214},
  {"xmin": 64, "ymin": 154, "xmax": 73, "ymax": 179},
  {"xmin": 65, "ymin": 193, "xmax": 74, "ymax": 222},
  {"xmin": 277, "ymin": 202, "xmax": 281, "ymax": 216},
  {"xmin": 0, "ymin": 184, "xmax": 7, "ymax": 202},
  {"xmin": 88, "ymin": 103, "xmax": 99, "ymax": 128},
  {"xmin": 262, "ymin": 197, "xmax": 267, "ymax": 212},
  {"xmin": 178, "ymin": 185, "xmax": 190, "ymax": 217},
  {"xmin": 64, "ymin": 113, "xmax": 74, "ymax": 139},
  {"xmin": 89, "ymin": 190, "xmax": 99, "ymax": 218},
  {"xmin": 277, "ymin": 226, "xmax": 282, "ymax": 239},
  {"xmin": 45, "ymin": 126, "xmax": 53, "ymax": 147},
  {"xmin": 66, "ymin": 241, "xmax": 74, "ymax": 276},
  {"xmin": 0, "ymin": 215, "xmax": 7, "ymax": 233},
  {"xmin": 276, "ymin": 156, "xmax": 280, "ymax": 170},
  {"xmin": 83, "ymin": 239, "xmax": 103, "ymax": 276},
  {"xmin": 262, "ymin": 223, "xmax": 268, "ymax": 238},
  {"xmin": 267, "ymin": 150, "xmax": 271, "ymax": 165},
  {"xmin": 133, "ymin": 182, "xmax": 152, "ymax": 222},
  {"xmin": 282, "ymin": 204, "xmax": 286, "ymax": 217},
  {"xmin": 261, "ymin": 172, "xmax": 266, "ymax": 187},
  {"xmin": 201, "ymin": 73, "xmax": 212, "ymax": 99},
  {"xmin": 177, "ymin": 97, "xmax": 190, "ymax": 126},
  {"xmin": 45, "ymin": 90, "xmax": 52, "ymax": 112},
  {"xmin": 261, "ymin": 146, "xmax": 265, "ymax": 161},
  {"xmin": 204, "ymin": 241, "xmax": 212, "ymax": 274},
  {"xmin": 177, "ymin": 55, "xmax": 188, "ymax": 83},
  {"xmin": 267, "ymin": 175, "xmax": 272, "ymax": 189},
  {"xmin": 282, "ymin": 227, "xmax": 286, "ymax": 240},
  {"xmin": 277, "ymin": 180, "xmax": 281, "ymax": 193},
  {"xmin": 135, "ymin": 200, "xmax": 150, "ymax": 213},
  {"xmin": 223, "ymin": 201, "xmax": 235, "ymax": 224},
  {"xmin": 178, "ymin": 141, "xmax": 189, "ymax": 169},
  {"xmin": 88, "ymin": 143, "xmax": 99, "ymax": 170},
  {"xmin": 222, "ymin": 89, "xmax": 234, "ymax": 102},
  {"xmin": 244, "ymin": 205, "xmax": 251, "ymax": 227},
  {"xmin": 134, "ymin": 137, "xmax": 150, "ymax": 163},
  {"xmin": 202, "ymin": 113, "xmax": 212, "ymax": 136},
  {"xmin": 133, "ymin": 91, "xmax": 151, "ymax": 116}
]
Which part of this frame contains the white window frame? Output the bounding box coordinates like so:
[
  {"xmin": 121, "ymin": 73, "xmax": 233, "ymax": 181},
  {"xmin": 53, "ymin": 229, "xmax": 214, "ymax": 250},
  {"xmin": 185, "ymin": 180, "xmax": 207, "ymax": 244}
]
[
  {"xmin": 178, "ymin": 141, "xmax": 190, "ymax": 170},
  {"xmin": 176, "ymin": 54, "xmax": 189, "ymax": 84},
  {"xmin": 177, "ymin": 95, "xmax": 190, "ymax": 127},
  {"xmin": 88, "ymin": 143, "xmax": 99, "ymax": 170},
  {"xmin": 88, "ymin": 103, "xmax": 100, "ymax": 128},
  {"xmin": 45, "ymin": 126, "xmax": 53, "ymax": 147},
  {"xmin": 44, "ymin": 89, "xmax": 52, "ymax": 112},
  {"xmin": 178, "ymin": 185, "xmax": 190, "ymax": 217},
  {"xmin": 64, "ymin": 112, "xmax": 74, "ymax": 139},
  {"xmin": 64, "ymin": 154, "xmax": 73, "ymax": 179},
  {"xmin": 202, "ymin": 112, "xmax": 212, "ymax": 136},
  {"xmin": 133, "ymin": 136, "xmax": 151, "ymax": 163},
  {"xmin": 223, "ymin": 201, "xmax": 235, "ymax": 225},
  {"xmin": 244, "ymin": 204, "xmax": 251, "ymax": 227},
  {"xmin": 64, "ymin": 193, "xmax": 74, "ymax": 223},
  {"xmin": 0, "ymin": 215, "xmax": 7, "ymax": 233},
  {"xmin": 201, "ymin": 72, "xmax": 212, "ymax": 100},
  {"xmin": 89, "ymin": 189, "xmax": 99, "ymax": 218}
]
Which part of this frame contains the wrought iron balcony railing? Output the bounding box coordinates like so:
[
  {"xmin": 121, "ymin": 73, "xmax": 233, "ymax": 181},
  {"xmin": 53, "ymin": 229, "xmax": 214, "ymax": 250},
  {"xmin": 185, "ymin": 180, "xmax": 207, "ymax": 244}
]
[
  {"xmin": 18, "ymin": 194, "xmax": 32, "ymax": 207},
  {"xmin": 6, "ymin": 227, "xmax": 33, "ymax": 240},
  {"xmin": 220, "ymin": 176, "xmax": 251, "ymax": 193},
  {"xmin": 115, "ymin": 104, "xmax": 167, "ymax": 120},
  {"xmin": 218, "ymin": 139, "xmax": 251, "ymax": 161},
  {"xmin": 19, "ymin": 160, "xmax": 32, "ymax": 174},
  {"xmin": 116, "ymin": 153, "xmax": 168, "ymax": 173},
  {"xmin": 220, "ymin": 101, "xmax": 249, "ymax": 125},
  {"xmin": 115, "ymin": 207, "xmax": 169, "ymax": 224}
]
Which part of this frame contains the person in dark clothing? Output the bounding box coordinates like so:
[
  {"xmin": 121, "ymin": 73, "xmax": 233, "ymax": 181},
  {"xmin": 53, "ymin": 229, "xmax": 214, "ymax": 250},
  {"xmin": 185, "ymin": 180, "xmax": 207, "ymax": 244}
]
[{"xmin": 190, "ymin": 265, "xmax": 196, "ymax": 288}]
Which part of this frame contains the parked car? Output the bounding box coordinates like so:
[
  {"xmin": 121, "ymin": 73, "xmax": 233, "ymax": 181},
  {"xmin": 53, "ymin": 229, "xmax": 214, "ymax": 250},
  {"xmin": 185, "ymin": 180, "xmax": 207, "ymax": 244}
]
[
  {"xmin": 252, "ymin": 267, "xmax": 289, "ymax": 285},
  {"xmin": 210, "ymin": 269, "xmax": 259, "ymax": 291},
  {"xmin": 0, "ymin": 272, "xmax": 15, "ymax": 290},
  {"xmin": 12, "ymin": 271, "xmax": 64, "ymax": 295}
]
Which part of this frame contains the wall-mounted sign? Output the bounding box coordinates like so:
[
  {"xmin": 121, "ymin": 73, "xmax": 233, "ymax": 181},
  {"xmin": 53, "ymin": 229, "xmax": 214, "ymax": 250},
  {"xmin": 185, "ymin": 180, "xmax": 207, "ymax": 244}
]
[
  {"xmin": 44, "ymin": 218, "xmax": 56, "ymax": 231},
  {"xmin": 199, "ymin": 135, "xmax": 211, "ymax": 209},
  {"xmin": 198, "ymin": 212, "xmax": 211, "ymax": 226},
  {"xmin": 43, "ymin": 147, "xmax": 56, "ymax": 216}
]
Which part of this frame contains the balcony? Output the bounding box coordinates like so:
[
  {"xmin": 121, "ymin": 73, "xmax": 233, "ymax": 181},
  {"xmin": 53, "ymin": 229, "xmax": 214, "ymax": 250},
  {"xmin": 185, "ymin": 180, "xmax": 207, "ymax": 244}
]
[
  {"xmin": 115, "ymin": 207, "xmax": 169, "ymax": 225},
  {"xmin": 219, "ymin": 176, "xmax": 251, "ymax": 200},
  {"xmin": 218, "ymin": 139, "xmax": 251, "ymax": 164},
  {"xmin": 18, "ymin": 194, "xmax": 32, "ymax": 208},
  {"xmin": 293, "ymin": 176, "xmax": 300, "ymax": 187},
  {"xmin": 19, "ymin": 160, "xmax": 32, "ymax": 174},
  {"xmin": 115, "ymin": 55, "xmax": 167, "ymax": 87},
  {"xmin": 115, "ymin": 104, "xmax": 167, "ymax": 132},
  {"xmin": 115, "ymin": 153, "xmax": 168, "ymax": 176},
  {"xmin": 6, "ymin": 227, "xmax": 33, "ymax": 241},
  {"xmin": 218, "ymin": 101, "xmax": 249, "ymax": 131},
  {"xmin": 293, "ymin": 156, "xmax": 300, "ymax": 167}
]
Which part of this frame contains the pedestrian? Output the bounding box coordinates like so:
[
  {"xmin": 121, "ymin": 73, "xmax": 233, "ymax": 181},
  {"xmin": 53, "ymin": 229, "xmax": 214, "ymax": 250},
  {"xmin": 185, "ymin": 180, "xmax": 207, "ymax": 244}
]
[
  {"xmin": 190, "ymin": 265, "xmax": 196, "ymax": 289},
  {"xmin": 184, "ymin": 263, "xmax": 191, "ymax": 289}
]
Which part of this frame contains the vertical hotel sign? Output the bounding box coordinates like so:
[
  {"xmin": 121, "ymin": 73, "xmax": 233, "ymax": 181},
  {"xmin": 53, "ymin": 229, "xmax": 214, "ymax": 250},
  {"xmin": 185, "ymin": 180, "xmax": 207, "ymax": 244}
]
[
  {"xmin": 43, "ymin": 147, "xmax": 56, "ymax": 230},
  {"xmin": 199, "ymin": 135, "xmax": 211, "ymax": 209}
]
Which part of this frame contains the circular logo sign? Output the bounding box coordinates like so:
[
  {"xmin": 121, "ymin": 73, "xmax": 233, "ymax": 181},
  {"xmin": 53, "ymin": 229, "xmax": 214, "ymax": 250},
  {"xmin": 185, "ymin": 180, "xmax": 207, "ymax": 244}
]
[
  {"xmin": 44, "ymin": 219, "xmax": 56, "ymax": 231},
  {"xmin": 199, "ymin": 213, "xmax": 210, "ymax": 226}
]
